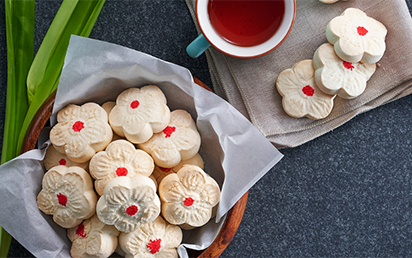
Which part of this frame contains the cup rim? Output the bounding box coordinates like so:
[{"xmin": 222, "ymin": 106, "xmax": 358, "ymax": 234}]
[{"xmin": 196, "ymin": 0, "xmax": 296, "ymax": 59}]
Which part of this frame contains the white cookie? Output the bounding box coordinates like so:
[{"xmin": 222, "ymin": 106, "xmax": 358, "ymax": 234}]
[
  {"xmin": 158, "ymin": 165, "xmax": 220, "ymax": 228},
  {"xmin": 138, "ymin": 109, "xmax": 201, "ymax": 168},
  {"xmin": 276, "ymin": 60, "xmax": 336, "ymax": 120},
  {"xmin": 109, "ymin": 85, "xmax": 171, "ymax": 144},
  {"xmin": 313, "ymin": 43, "xmax": 376, "ymax": 99},
  {"xmin": 96, "ymin": 176, "xmax": 160, "ymax": 233},
  {"xmin": 326, "ymin": 8, "xmax": 387, "ymax": 63},
  {"xmin": 49, "ymin": 103, "xmax": 113, "ymax": 163},
  {"xmin": 152, "ymin": 153, "xmax": 204, "ymax": 185},
  {"xmin": 67, "ymin": 214, "xmax": 119, "ymax": 258},
  {"xmin": 44, "ymin": 144, "xmax": 89, "ymax": 171},
  {"xmin": 89, "ymin": 139, "xmax": 154, "ymax": 196},
  {"xmin": 37, "ymin": 165, "xmax": 97, "ymax": 228},
  {"xmin": 119, "ymin": 216, "xmax": 182, "ymax": 258}
]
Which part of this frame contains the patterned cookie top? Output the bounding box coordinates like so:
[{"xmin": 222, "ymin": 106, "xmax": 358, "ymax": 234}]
[
  {"xmin": 326, "ymin": 8, "xmax": 387, "ymax": 63},
  {"xmin": 159, "ymin": 165, "xmax": 220, "ymax": 228},
  {"xmin": 44, "ymin": 144, "xmax": 89, "ymax": 171},
  {"xmin": 138, "ymin": 109, "xmax": 201, "ymax": 168},
  {"xmin": 37, "ymin": 165, "xmax": 97, "ymax": 228},
  {"xmin": 89, "ymin": 139, "xmax": 154, "ymax": 196},
  {"xmin": 49, "ymin": 102, "xmax": 113, "ymax": 163},
  {"xmin": 276, "ymin": 59, "xmax": 336, "ymax": 120},
  {"xmin": 119, "ymin": 216, "xmax": 182, "ymax": 258},
  {"xmin": 96, "ymin": 175, "xmax": 160, "ymax": 233},
  {"xmin": 109, "ymin": 85, "xmax": 171, "ymax": 144},
  {"xmin": 313, "ymin": 43, "xmax": 376, "ymax": 99},
  {"xmin": 67, "ymin": 214, "xmax": 119, "ymax": 258}
]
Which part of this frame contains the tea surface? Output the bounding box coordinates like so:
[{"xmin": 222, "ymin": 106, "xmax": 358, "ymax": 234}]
[{"xmin": 208, "ymin": 0, "xmax": 285, "ymax": 46}]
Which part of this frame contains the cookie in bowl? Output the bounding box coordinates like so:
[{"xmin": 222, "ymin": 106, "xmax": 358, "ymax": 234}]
[
  {"xmin": 158, "ymin": 165, "xmax": 221, "ymax": 229},
  {"xmin": 37, "ymin": 165, "xmax": 97, "ymax": 228},
  {"xmin": 43, "ymin": 144, "xmax": 89, "ymax": 171},
  {"xmin": 119, "ymin": 216, "xmax": 182, "ymax": 258},
  {"xmin": 138, "ymin": 109, "xmax": 201, "ymax": 168},
  {"xmin": 49, "ymin": 102, "xmax": 113, "ymax": 163},
  {"xmin": 109, "ymin": 85, "xmax": 171, "ymax": 144},
  {"xmin": 96, "ymin": 175, "xmax": 160, "ymax": 233},
  {"xmin": 152, "ymin": 153, "xmax": 204, "ymax": 185},
  {"xmin": 67, "ymin": 214, "xmax": 119, "ymax": 258},
  {"xmin": 89, "ymin": 139, "xmax": 155, "ymax": 196}
]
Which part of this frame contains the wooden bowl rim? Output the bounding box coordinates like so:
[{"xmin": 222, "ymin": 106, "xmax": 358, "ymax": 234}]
[{"xmin": 21, "ymin": 79, "xmax": 248, "ymax": 258}]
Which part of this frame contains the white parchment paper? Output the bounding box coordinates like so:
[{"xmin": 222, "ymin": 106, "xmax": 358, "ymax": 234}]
[{"xmin": 0, "ymin": 36, "xmax": 283, "ymax": 258}]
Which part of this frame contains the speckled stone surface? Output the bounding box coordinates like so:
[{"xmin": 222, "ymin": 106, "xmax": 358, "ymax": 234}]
[{"xmin": 2, "ymin": 1, "xmax": 412, "ymax": 257}]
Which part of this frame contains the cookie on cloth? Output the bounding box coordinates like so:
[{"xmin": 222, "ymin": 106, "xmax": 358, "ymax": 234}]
[
  {"xmin": 37, "ymin": 165, "xmax": 97, "ymax": 228},
  {"xmin": 109, "ymin": 85, "xmax": 171, "ymax": 144},
  {"xmin": 119, "ymin": 216, "xmax": 182, "ymax": 258},
  {"xmin": 96, "ymin": 175, "xmax": 160, "ymax": 233},
  {"xmin": 138, "ymin": 109, "xmax": 201, "ymax": 168},
  {"xmin": 276, "ymin": 59, "xmax": 336, "ymax": 120},
  {"xmin": 49, "ymin": 102, "xmax": 113, "ymax": 163},
  {"xmin": 158, "ymin": 165, "xmax": 220, "ymax": 229},
  {"xmin": 313, "ymin": 43, "xmax": 376, "ymax": 99},
  {"xmin": 326, "ymin": 8, "xmax": 387, "ymax": 63},
  {"xmin": 67, "ymin": 214, "xmax": 119, "ymax": 258},
  {"xmin": 152, "ymin": 153, "xmax": 204, "ymax": 185},
  {"xmin": 89, "ymin": 139, "xmax": 155, "ymax": 196},
  {"xmin": 44, "ymin": 144, "xmax": 89, "ymax": 171}
]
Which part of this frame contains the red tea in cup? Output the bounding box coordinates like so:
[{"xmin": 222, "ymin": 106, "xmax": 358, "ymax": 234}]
[{"xmin": 208, "ymin": 0, "xmax": 285, "ymax": 46}]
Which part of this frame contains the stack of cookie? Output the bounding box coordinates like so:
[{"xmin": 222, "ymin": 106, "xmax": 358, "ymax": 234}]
[
  {"xmin": 37, "ymin": 85, "xmax": 221, "ymax": 258},
  {"xmin": 276, "ymin": 8, "xmax": 387, "ymax": 120}
]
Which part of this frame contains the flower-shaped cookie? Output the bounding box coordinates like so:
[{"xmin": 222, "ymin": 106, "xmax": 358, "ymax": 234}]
[
  {"xmin": 37, "ymin": 166, "xmax": 97, "ymax": 228},
  {"xmin": 109, "ymin": 85, "xmax": 171, "ymax": 144},
  {"xmin": 90, "ymin": 139, "xmax": 155, "ymax": 196},
  {"xmin": 276, "ymin": 59, "xmax": 336, "ymax": 119},
  {"xmin": 96, "ymin": 175, "xmax": 160, "ymax": 233},
  {"xmin": 152, "ymin": 153, "xmax": 204, "ymax": 185},
  {"xmin": 102, "ymin": 101, "xmax": 123, "ymax": 141},
  {"xmin": 44, "ymin": 144, "xmax": 89, "ymax": 171},
  {"xmin": 158, "ymin": 165, "xmax": 220, "ymax": 228},
  {"xmin": 313, "ymin": 43, "xmax": 376, "ymax": 99},
  {"xmin": 50, "ymin": 103, "xmax": 113, "ymax": 163},
  {"xmin": 119, "ymin": 216, "xmax": 182, "ymax": 258},
  {"xmin": 67, "ymin": 214, "xmax": 119, "ymax": 258},
  {"xmin": 326, "ymin": 8, "xmax": 387, "ymax": 63},
  {"xmin": 138, "ymin": 109, "xmax": 201, "ymax": 168}
]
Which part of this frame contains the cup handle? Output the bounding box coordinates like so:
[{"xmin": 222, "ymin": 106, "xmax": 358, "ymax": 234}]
[{"xmin": 186, "ymin": 34, "xmax": 211, "ymax": 58}]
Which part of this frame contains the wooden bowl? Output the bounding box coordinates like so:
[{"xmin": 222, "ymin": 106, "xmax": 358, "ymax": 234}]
[{"xmin": 21, "ymin": 78, "xmax": 248, "ymax": 258}]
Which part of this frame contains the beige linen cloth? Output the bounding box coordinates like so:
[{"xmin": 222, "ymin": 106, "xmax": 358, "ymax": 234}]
[{"xmin": 186, "ymin": 0, "xmax": 412, "ymax": 148}]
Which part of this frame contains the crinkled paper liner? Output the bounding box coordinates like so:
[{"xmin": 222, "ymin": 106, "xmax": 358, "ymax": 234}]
[{"xmin": 0, "ymin": 36, "xmax": 283, "ymax": 258}]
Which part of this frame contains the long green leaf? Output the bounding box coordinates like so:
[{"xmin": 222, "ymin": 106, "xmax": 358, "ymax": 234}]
[
  {"xmin": 2, "ymin": 0, "xmax": 35, "ymax": 257},
  {"xmin": 17, "ymin": 0, "xmax": 105, "ymax": 167}
]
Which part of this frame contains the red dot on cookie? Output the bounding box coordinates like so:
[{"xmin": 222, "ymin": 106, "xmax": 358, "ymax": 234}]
[
  {"xmin": 72, "ymin": 121, "xmax": 84, "ymax": 132},
  {"xmin": 343, "ymin": 61, "xmax": 354, "ymax": 71},
  {"xmin": 57, "ymin": 193, "xmax": 67, "ymax": 207},
  {"xmin": 59, "ymin": 159, "xmax": 67, "ymax": 166},
  {"xmin": 357, "ymin": 26, "xmax": 368, "ymax": 36},
  {"xmin": 159, "ymin": 167, "xmax": 171, "ymax": 173},
  {"xmin": 163, "ymin": 126, "xmax": 176, "ymax": 138},
  {"xmin": 75, "ymin": 223, "xmax": 87, "ymax": 238},
  {"xmin": 184, "ymin": 197, "xmax": 195, "ymax": 207},
  {"xmin": 126, "ymin": 205, "xmax": 138, "ymax": 216},
  {"xmin": 147, "ymin": 239, "xmax": 162, "ymax": 254},
  {"xmin": 130, "ymin": 100, "xmax": 140, "ymax": 109},
  {"xmin": 302, "ymin": 85, "xmax": 314, "ymax": 97},
  {"xmin": 116, "ymin": 167, "xmax": 128, "ymax": 177}
]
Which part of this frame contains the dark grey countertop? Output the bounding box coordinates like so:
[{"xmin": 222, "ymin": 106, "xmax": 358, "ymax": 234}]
[{"xmin": 1, "ymin": 0, "xmax": 412, "ymax": 257}]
